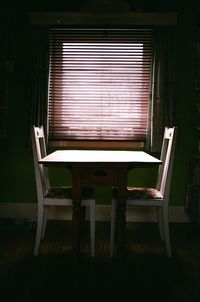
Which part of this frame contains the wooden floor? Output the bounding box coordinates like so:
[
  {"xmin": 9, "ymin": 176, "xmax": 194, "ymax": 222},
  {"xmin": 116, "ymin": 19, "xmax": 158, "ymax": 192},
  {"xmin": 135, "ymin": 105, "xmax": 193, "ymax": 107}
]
[{"xmin": 0, "ymin": 219, "xmax": 199, "ymax": 302}]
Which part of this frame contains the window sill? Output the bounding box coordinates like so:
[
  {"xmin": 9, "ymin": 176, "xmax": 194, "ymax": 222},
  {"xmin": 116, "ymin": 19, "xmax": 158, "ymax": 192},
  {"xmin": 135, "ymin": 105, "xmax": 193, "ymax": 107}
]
[{"xmin": 49, "ymin": 140, "xmax": 145, "ymax": 150}]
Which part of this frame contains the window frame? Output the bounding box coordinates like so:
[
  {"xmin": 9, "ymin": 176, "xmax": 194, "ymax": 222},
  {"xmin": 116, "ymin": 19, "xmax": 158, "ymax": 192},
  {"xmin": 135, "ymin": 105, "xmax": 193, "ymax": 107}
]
[{"xmin": 48, "ymin": 27, "xmax": 153, "ymax": 149}]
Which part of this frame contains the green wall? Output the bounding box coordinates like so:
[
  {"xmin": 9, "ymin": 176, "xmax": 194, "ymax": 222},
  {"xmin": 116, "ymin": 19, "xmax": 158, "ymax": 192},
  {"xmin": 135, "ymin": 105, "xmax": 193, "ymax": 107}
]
[{"xmin": 0, "ymin": 5, "xmax": 199, "ymax": 207}]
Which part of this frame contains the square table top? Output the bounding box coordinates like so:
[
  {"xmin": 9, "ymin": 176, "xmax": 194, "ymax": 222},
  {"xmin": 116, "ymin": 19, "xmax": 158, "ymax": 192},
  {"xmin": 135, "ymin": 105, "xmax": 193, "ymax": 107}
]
[{"xmin": 39, "ymin": 150, "xmax": 161, "ymax": 165}]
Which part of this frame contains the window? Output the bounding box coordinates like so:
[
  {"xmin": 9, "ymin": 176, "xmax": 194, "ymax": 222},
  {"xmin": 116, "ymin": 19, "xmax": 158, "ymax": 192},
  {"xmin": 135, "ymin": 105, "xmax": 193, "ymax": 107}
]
[{"xmin": 48, "ymin": 28, "xmax": 152, "ymax": 142}]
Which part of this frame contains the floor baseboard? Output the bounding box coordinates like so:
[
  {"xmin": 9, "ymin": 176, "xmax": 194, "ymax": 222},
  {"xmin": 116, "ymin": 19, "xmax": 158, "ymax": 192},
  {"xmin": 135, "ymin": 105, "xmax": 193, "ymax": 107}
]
[{"xmin": 0, "ymin": 202, "xmax": 190, "ymax": 223}]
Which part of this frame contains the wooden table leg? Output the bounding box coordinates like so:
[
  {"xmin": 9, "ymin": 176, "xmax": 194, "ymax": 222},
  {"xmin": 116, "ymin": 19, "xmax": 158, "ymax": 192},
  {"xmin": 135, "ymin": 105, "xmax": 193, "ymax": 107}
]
[
  {"xmin": 72, "ymin": 167, "xmax": 82, "ymax": 260},
  {"xmin": 115, "ymin": 168, "xmax": 127, "ymax": 258},
  {"xmin": 115, "ymin": 198, "xmax": 126, "ymax": 257}
]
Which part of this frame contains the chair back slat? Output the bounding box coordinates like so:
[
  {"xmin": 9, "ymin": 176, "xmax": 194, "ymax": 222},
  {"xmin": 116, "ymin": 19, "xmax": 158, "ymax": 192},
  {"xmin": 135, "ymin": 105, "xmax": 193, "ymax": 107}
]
[
  {"xmin": 31, "ymin": 126, "xmax": 50, "ymax": 199},
  {"xmin": 156, "ymin": 127, "xmax": 177, "ymax": 200}
]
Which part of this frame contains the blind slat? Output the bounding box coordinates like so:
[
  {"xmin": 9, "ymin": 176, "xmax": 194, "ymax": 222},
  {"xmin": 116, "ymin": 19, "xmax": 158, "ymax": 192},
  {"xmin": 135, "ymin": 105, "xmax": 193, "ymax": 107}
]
[{"xmin": 49, "ymin": 28, "xmax": 152, "ymax": 141}]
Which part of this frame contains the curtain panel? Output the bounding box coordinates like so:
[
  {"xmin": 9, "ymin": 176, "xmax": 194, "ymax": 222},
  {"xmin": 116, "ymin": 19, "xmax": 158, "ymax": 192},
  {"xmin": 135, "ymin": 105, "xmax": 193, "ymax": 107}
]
[
  {"xmin": 29, "ymin": 27, "xmax": 50, "ymax": 142},
  {"xmin": 146, "ymin": 27, "xmax": 176, "ymax": 152}
]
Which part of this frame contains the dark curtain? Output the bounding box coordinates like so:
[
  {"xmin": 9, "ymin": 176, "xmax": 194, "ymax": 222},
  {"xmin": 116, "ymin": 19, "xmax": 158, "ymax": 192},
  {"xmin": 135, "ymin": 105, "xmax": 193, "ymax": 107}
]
[
  {"xmin": 146, "ymin": 27, "xmax": 177, "ymax": 152},
  {"xmin": 29, "ymin": 27, "xmax": 50, "ymax": 142}
]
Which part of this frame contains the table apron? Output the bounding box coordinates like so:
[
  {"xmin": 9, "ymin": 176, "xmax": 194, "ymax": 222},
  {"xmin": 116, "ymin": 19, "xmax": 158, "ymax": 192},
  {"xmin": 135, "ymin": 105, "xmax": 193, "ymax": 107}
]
[{"xmin": 82, "ymin": 166, "xmax": 123, "ymax": 187}]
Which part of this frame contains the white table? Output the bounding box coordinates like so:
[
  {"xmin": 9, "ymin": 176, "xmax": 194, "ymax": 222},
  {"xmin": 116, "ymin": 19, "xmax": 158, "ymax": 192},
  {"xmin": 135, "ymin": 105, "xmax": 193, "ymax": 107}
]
[{"xmin": 40, "ymin": 150, "xmax": 161, "ymax": 257}]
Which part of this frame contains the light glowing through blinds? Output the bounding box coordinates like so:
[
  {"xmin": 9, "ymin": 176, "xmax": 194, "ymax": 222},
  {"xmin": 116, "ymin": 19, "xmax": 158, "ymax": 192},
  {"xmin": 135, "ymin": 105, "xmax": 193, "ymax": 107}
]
[{"xmin": 48, "ymin": 29, "xmax": 152, "ymax": 141}]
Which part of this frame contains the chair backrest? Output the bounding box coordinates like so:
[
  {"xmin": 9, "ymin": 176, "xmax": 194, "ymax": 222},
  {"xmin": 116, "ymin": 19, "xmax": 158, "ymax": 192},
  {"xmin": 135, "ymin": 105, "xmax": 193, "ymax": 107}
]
[
  {"xmin": 156, "ymin": 127, "xmax": 177, "ymax": 200},
  {"xmin": 31, "ymin": 126, "xmax": 50, "ymax": 200}
]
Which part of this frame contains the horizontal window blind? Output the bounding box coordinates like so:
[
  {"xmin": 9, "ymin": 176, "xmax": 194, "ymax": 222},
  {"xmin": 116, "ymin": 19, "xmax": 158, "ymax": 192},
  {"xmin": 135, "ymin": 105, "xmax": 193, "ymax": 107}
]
[{"xmin": 48, "ymin": 28, "xmax": 152, "ymax": 141}]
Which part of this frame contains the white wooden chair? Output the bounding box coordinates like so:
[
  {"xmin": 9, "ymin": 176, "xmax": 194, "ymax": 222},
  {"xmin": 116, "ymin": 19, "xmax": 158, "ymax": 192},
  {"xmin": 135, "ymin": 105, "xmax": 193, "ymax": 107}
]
[
  {"xmin": 31, "ymin": 126, "xmax": 96, "ymax": 257},
  {"xmin": 110, "ymin": 127, "xmax": 177, "ymax": 258}
]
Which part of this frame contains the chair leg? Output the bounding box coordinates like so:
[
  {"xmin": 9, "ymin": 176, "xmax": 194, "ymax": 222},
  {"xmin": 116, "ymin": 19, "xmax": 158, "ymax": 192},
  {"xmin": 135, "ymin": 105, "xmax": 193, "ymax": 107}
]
[
  {"xmin": 90, "ymin": 200, "xmax": 96, "ymax": 257},
  {"xmin": 33, "ymin": 204, "xmax": 44, "ymax": 256},
  {"xmin": 42, "ymin": 205, "xmax": 49, "ymax": 240},
  {"xmin": 110, "ymin": 198, "xmax": 117, "ymax": 258},
  {"xmin": 163, "ymin": 206, "xmax": 172, "ymax": 258},
  {"xmin": 157, "ymin": 207, "xmax": 164, "ymax": 242}
]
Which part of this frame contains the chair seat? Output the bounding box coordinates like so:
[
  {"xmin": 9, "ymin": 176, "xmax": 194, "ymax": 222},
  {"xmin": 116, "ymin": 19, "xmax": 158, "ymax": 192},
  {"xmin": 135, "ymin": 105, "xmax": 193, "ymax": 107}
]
[
  {"xmin": 127, "ymin": 187, "xmax": 163, "ymax": 199},
  {"xmin": 112, "ymin": 186, "xmax": 163, "ymax": 200},
  {"xmin": 45, "ymin": 186, "xmax": 95, "ymax": 199},
  {"xmin": 45, "ymin": 187, "xmax": 72, "ymax": 198}
]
